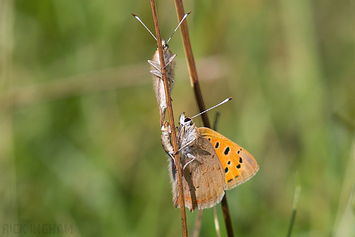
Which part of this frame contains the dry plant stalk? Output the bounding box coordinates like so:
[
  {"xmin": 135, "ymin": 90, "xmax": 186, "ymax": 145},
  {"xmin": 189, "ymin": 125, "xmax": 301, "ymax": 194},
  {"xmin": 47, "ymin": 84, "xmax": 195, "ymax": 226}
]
[
  {"xmin": 149, "ymin": 1, "xmax": 188, "ymax": 236},
  {"xmin": 173, "ymin": 0, "xmax": 234, "ymax": 236}
]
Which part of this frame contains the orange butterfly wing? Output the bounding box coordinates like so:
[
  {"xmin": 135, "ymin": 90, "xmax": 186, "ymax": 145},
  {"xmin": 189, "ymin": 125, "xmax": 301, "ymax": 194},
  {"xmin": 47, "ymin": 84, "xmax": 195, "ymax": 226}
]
[{"xmin": 198, "ymin": 127, "xmax": 259, "ymax": 190}]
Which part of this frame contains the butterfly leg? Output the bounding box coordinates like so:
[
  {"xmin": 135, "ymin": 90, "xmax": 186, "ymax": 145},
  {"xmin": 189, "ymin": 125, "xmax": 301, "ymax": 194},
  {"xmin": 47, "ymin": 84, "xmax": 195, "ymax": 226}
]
[
  {"xmin": 148, "ymin": 54, "xmax": 176, "ymax": 71},
  {"xmin": 182, "ymin": 153, "xmax": 196, "ymax": 170},
  {"xmin": 167, "ymin": 75, "xmax": 174, "ymax": 91},
  {"xmin": 149, "ymin": 59, "xmax": 174, "ymax": 86},
  {"xmin": 150, "ymin": 70, "xmax": 162, "ymax": 78},
  {"xmin": 176, "ymin": 139, "xmax": 196, "ymax": 155},
  {"xmin": 149, "ymin": 59, "xmax": 174, "ymax": 96},
  {"xmin": 148, "ymin": 60, "xmax": 161, "ymax": 71},
  {"xmin": 149, "ymin": 69, "xmax": 174, "ymax": 88},
  {"xmin": 163, "ymin": 54, "xmax": 176, "ymax": 69}
]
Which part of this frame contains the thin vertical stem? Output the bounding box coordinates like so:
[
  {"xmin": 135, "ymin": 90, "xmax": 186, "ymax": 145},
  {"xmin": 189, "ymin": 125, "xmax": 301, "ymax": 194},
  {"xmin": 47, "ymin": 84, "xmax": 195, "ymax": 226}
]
[
  {"xmin": 213, "ymin": 207, "xmax": 221, "ymax": 237},
  {"xmin": 149, "ymin": 1, "xmax": 188, "ymax": 236},
  {"xmin": 173, "ymin": 1, "xmax": 234, "ymax": 236},
  {"xmin": 173, "ymin": 0, "xmax": 210, "ymax": 128},
  {"xmin": 192, "ymin": 211, "xmax": 203, "ymax": 237},
  {"xmin": 287, "ymin": 173, "xmax": 301, "ymax": 237},
  {"xmin": 221, "ymin": 196, "xmax": 233, "ymax": 236}
]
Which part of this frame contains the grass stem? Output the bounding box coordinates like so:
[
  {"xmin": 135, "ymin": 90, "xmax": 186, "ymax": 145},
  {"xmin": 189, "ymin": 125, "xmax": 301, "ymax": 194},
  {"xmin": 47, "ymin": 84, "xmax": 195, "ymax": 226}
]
[
  {"xmin": 173, "ymin": 1, "xmax": 234, "ymax": 236},
  {"xmin": 149, "ymin": 1, "xmax": 188, "ymax": 236}
]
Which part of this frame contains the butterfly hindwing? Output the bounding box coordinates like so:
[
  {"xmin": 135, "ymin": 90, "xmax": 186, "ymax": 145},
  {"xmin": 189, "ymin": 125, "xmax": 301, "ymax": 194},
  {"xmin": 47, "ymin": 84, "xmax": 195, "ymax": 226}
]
[
  {"xmin": 198, "ymin": 127, "xmax": 259, "ymax": 190},
  {"xmin": 163, "ymin": 116, "xmax": 226, "ymax": 211},
  {"xmin": 175, "ymin": 136, "xmax": 226, "ymax": 211}
]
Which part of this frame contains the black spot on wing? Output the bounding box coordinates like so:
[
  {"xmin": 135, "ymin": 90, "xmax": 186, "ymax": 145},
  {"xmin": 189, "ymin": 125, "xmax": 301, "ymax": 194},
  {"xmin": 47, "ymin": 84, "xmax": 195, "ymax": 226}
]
[{"xmin": 224, "ymin": 147, "xmax": 230, "ymax": 155}]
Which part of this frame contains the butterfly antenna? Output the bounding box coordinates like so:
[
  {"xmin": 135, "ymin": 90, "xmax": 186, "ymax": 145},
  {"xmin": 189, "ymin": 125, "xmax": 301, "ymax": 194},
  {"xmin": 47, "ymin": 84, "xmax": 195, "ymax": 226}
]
[
  {"xmin": 191, "ymin": 97, "xmax": 232, "ymax": 119},
  {"xmin": 166, "ymin": 12, "xmax": 191, "ymax": 44},
  {"xmin": 132, "ymin": 14, "xmax": 157, "ymax": 41}
]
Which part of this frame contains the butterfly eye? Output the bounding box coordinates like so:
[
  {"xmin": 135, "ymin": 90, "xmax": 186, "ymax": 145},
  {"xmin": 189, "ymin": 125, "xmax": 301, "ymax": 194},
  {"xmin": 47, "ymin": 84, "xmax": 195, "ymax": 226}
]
[{"xmin": 184, "ymin": 117, "xmax": 191, "ymax": 123}]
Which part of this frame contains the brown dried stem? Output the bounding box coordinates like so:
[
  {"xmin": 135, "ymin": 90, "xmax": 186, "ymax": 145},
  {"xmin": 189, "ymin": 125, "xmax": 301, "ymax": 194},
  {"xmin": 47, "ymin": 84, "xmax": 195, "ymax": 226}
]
[
  {"xmin": 173, "ymin": 0, "xmax": 234, "ymax": 236},
  {"xmin": 173, "ymin": 0, "xmax": 210, "ymax": 127},
  {"xmin": 149, "ymin": 1, "xmax": 188, "ymax": 236}
]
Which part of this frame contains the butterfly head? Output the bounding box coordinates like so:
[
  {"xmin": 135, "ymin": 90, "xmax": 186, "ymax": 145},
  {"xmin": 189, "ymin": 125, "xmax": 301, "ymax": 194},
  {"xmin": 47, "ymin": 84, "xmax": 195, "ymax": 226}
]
[
  {"xmin": 160, "ymin": 39, "xmax": 173, "ymax": 64},
  {"xmin": 179, "ymin": 113, "xmax": 193, "ymax": 127},
  {"xmin": 178, "ymin": 113, "xmax": 199, "ymax": 147},
  {"xmin": 161, "ymin": 39, "xmax": 169, "ymax": 50}
]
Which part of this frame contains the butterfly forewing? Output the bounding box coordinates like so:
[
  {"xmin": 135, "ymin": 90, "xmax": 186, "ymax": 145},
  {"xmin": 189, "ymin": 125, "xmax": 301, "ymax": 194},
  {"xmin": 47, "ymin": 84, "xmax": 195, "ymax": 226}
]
[{"xmin": 198, "ymin": 127, "xmax": 259, "ymax": 190}]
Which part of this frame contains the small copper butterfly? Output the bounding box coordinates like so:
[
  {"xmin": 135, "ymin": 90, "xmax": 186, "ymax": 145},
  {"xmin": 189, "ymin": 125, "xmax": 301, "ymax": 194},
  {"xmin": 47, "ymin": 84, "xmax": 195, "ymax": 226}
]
[
  {"xmin": 132, "ymin": 13, "xmax": 190, "ymax": 120},
  {"xmin": 161, "ymin": 113, "xmax": 259, "ymax": 211}
]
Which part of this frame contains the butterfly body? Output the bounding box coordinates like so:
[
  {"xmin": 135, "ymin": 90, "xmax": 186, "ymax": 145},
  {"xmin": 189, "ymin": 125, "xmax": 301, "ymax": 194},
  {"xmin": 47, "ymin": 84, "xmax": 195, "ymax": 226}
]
[
  {"xmin": 149, "ymin": 40, "xmax": 176, "ymax": 121},
  {"xmin": 162, "ymin": 115, "xmax": 225, "ymax": 211},
  {"xmin": 133, "ymin": 13, "xmax": 189, "ymax": 122},
  {"xmin": 161, "ymin": 113, "xmax": 259, "ymax": 211}
]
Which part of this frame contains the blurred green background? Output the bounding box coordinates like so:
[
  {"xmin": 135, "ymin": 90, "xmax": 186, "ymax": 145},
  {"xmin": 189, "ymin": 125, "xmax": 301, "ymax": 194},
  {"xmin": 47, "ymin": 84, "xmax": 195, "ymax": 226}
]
[{"xmin": 1, "ymin": 0, "xmax": 354, "ymax": 236}]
